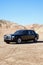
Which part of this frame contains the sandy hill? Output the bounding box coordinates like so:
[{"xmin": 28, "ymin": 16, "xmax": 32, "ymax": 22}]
[{"xmin": 25, "ymin": 24, "xmax": 43, "ymax": 33}]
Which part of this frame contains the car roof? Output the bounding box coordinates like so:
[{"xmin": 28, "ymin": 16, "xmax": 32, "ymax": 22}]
[{"xmin": 17, "ymin": 29, "xmax": 35, "ymax": 31}]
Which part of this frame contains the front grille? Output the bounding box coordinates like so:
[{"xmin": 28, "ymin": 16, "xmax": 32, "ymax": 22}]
[
  {"xmin": 6, "ymin": 36, "xmax": 9, "ymax": 39},
  {"xmin": 4, "ymin": 36, "xmax": 11, "ymax": 40}
]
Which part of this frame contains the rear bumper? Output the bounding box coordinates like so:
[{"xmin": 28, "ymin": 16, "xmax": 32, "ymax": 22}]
[
  {"xmin": 36, "ymin": 35, "xmax": 39, "ymax": 40},
  {"xmin": 37, "ymin": 35, "xmax": 39, "ymax": 39}
]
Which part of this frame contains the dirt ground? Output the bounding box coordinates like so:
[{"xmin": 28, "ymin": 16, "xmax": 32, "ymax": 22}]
[{"xmin": 0, "ymin": 36, "xmax": 43, "ymax": 65}]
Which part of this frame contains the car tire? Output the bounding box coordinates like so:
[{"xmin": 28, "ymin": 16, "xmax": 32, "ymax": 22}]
[
  {"xmin": 16, "ymin": 38, "xmax": 22, "ymax": 44},
  {"xmin": 34, "ymin": 37, "xmax": 38, "ymax": 42},
  {"xmin": 6, "ymin": 41, "xmax": 10, "ymax": 44}
]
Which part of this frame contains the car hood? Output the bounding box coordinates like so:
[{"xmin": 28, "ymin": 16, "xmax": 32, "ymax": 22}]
[{"xmin": 4, "ymin": 33, "xmax": 21, "ymax": 37}]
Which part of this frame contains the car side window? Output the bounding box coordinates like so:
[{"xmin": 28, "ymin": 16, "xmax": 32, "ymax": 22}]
[
  {"xmin": 23, "ymin": 31, "xmax": 28, "ymax": 35},
  {"xmin": 31, "ymin": 31, "xmax": 34, "ymax": 35},
  {"xmin": 28, "ymin": 30, "xmax": 35, "ymax": 35},
  {"xmin": 28, "ymin": 31, "xmax": 31, "ymax": 35},
  {"xmin": 31, "ymin": 31, "xmax": 35, "ymax": 35}
]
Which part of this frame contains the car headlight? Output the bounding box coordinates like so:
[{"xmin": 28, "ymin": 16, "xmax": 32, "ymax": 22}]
[
  {"xmin": 12, "ymin": 36, "xmax": 15, "ymax": 38},
  {"xmin": 4, "ymin": 35, "xmax": 6, "ymax": 39},
  {"xmin": 11, "ymin": 36, "xmax": 15, "ymax": 40}
]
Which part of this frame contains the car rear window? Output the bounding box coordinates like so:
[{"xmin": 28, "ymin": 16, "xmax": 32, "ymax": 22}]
[{"xmin": 28, "ymin": 30, "xmax": 36, "ymax": 35}]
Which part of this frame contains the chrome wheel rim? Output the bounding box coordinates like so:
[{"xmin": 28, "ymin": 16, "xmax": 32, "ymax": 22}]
[
  {"xmin": 35, "ymin": 37, "xmax": 37, "ymax": 41},
  {"xmin": 17, "ymin": 38, "xmax": 21, "ymax": 43}
]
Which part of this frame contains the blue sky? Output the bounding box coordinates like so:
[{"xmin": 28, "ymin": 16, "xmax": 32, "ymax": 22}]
[{"xmin": 0, "ymin": 0, "xmax": 43, "ymax": 25}]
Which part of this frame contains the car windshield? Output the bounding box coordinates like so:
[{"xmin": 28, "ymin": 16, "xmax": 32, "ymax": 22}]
[{"xmin": 14, "ymin": 30, "xmax": 24, "ymax": 35}]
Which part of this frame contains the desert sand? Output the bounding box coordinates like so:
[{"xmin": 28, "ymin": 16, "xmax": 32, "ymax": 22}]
[{"xmin": 0, "ymin": 20, "xmax": 43, "ymax": 65}]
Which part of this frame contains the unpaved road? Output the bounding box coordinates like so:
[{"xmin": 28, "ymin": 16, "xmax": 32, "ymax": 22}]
[{"xmin": 0, "ymin": 41, "xmax": 43, "ymax": 65}]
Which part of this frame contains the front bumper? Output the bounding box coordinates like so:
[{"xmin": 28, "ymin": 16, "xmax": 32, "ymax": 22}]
[{"xmin": 4, "ymin": 35, "xmax": 16, "ymax": 42}]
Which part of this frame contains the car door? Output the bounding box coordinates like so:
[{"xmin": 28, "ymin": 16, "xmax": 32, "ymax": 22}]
[
  {"xmin": 27, "ymin": 31, "xmax": 31, "ymax": 40},
  {"xmin": 21, "ymin": 30, "xmax": 28, "ymax": 40},
  {"xmin": 29, "ymin": 31, "xmax": 35, "ymax": 40},
  {"xmin": 27, "ymin": 30, "xmax": 35, "ymax": 40}
]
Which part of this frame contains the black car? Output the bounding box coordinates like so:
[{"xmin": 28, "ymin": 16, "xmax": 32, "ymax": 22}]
[{"xmin": 4, "ymin": 30, "xmax": 39, "ymax": 44}]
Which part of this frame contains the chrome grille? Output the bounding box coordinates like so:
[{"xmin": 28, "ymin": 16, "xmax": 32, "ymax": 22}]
[{"xmin": 4, "ymin": 35, "xmax": 11, "ymax": 40}]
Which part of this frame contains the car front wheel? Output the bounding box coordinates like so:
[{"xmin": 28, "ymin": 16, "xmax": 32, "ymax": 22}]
[
  {"xmin": 5, "ymin": 41, "xmax": 10, "ymax": 44},
  {"xmin": 17, "ymin": 38, "xmax": 22, "ymax": 44}
]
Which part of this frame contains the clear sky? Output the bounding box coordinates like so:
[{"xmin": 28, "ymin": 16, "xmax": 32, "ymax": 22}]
[{"xmin": 0, "ymin": 0, "xmax": 43, "ymax": 25}]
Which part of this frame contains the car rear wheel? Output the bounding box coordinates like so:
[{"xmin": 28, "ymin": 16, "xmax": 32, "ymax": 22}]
[
  {"xmin": 34, "ymin": 37, "xmax": 38, "ymax": 42},
  {"xmin": 16, "ymin": 38, "xmax": 22, "ymax": 44}
]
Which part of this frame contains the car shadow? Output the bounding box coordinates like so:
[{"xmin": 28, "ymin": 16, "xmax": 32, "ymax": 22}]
[
  {"xmin": 10, "ymin": 40, "xmax": 43, "ymax": 45},
  {"xmin": 37, "ymin": 41, "xmax": 43, "ymax": 43}
]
